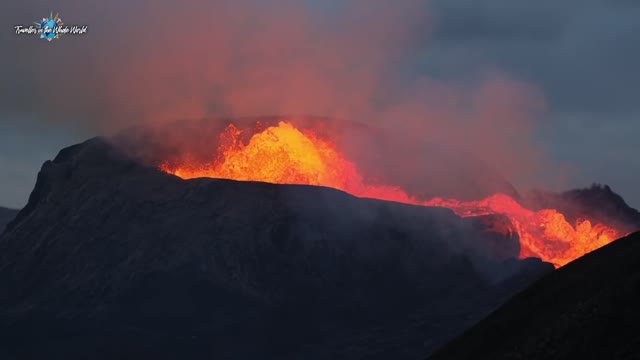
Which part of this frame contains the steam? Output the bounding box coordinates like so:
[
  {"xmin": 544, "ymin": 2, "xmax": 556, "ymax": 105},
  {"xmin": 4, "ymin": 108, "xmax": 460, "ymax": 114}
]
[{"xmin": 3, "ymin": 0, "xmax": 549, "ymax": 190}]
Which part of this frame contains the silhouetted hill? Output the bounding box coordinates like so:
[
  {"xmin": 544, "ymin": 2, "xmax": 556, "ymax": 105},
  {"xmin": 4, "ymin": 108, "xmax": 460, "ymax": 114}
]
[
  {"xmin": 0, "ymin": 207, "xmax": 18, "ymax": 234},
  {"xmin": 428, "ymin": 231, "xmax": 640, "ymax": 360},
  {"xmin": 525, "ymin": 184, "xmax": 640, "ymax": 234},
  {"xmin": 0, "ymin": 137, "xmax": 551, "ymax": 360}
]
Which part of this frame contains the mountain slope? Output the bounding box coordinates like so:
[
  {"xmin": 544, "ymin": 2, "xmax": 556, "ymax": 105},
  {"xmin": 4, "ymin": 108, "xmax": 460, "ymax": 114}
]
[
  {"xmin": 0, "ymin": 207, "xmax": 18, "ymax": 234},
  {"xmin": 428, "ymin": 231, "xmax": 640, "ymax": 360},
  {"xmin": 0, "ymin": 137, "xmax": 551, "ymax": 360}
]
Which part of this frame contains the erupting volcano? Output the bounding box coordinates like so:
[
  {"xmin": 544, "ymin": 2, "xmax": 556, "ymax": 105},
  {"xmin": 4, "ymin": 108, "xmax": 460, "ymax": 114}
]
[{"xmin": 160, "ymin": 121, "xmax": 624, "ymax": 267}]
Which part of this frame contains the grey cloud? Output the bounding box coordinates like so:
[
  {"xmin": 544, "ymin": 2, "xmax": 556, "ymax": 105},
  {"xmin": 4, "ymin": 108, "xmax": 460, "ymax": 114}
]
[
  {"xmin": 538, "ymin": 112, "xmax": 640, "ymax": 208},
  {"xmin": 430, "ymin": 1, "xmax": 569, "ymax": 42},
  {"xmin": 423, "ymin": 0, "xmax": 640, "ymax": 207},
  {"xmin": 427, "ymin": 0, "xmax": 640, "ymax": 116}
]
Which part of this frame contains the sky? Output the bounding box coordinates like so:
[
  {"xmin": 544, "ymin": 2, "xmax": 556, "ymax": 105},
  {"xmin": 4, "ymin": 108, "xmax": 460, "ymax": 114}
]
[{"xmin": 1, "ymin": 0, "xmax": 639, "ymax": 209}]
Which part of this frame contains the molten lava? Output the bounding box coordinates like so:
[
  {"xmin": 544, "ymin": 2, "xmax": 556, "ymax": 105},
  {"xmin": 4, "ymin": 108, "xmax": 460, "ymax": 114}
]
[{"xmin": 160, "ymin": 121, "xmax": 623, "ymax": 267}]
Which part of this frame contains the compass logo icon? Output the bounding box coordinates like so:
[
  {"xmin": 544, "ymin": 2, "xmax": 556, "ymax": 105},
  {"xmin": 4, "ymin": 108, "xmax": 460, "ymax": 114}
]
[{"xmin": 34, "ymin": 12, "xmax": 64, "ymax": 41}]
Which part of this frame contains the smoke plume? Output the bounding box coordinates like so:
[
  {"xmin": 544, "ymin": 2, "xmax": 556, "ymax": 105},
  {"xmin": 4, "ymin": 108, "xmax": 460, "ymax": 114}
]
[{"xmin": 2, "ymin": 0, "xmax": 549, "ymax": 189}]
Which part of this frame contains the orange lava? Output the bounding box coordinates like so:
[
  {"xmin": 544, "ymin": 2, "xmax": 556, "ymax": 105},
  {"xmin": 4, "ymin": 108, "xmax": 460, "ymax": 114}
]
[{"xmin": 160, "ymin": 121, "xmax": 623, "ymax": 267}]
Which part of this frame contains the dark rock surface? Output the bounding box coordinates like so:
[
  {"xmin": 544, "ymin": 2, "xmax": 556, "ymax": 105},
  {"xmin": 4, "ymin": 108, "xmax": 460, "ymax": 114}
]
[
  {"xmin": 0, "ymin": 137, "xmax": 552, "ymax": 359},
  {"xmin": 428, "ymin": 231, "xmax": 640, "ymax": 360},
  {"xmin": 0, "ymin": 207, "xmax": 18, "ymax": 234}
]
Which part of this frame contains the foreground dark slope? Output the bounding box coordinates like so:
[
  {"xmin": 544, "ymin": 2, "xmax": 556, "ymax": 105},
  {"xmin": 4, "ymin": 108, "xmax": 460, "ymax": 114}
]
[
  {"xmin": 0, "ymin": 207, "xmax": 18, "ymax": 233},
  {"xmin": 0, "ymin": 138, "xmax": 552, "ymax": 360},
  {"xmin": 429, "ymin": 231, "xmax": 640, "ymax": 360}
]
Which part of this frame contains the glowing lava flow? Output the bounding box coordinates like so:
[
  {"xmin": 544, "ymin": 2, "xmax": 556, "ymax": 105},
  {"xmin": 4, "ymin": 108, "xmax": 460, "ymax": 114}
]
[{"xmin": 160, "ymin": 121, "xmax": 623, "ymax": 267}]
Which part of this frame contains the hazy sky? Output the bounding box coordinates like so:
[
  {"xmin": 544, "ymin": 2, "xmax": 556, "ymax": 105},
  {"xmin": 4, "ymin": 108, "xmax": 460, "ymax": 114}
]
[{"xmin": 1, "ymin": 0, "xmax": 639, "ymax": 209}]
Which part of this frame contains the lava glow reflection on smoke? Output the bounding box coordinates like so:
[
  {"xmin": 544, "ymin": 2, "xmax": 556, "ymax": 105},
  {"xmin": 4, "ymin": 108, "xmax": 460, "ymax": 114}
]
[{"xmin": 160, "ymin": 121, "xmax": 623, "ymax": 268}]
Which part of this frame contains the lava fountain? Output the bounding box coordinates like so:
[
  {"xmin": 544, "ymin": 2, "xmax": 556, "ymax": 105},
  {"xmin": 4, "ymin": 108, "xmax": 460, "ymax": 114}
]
[{"xmin": 160, "ymin": 121, "xmax": 623, "ymax": 267}]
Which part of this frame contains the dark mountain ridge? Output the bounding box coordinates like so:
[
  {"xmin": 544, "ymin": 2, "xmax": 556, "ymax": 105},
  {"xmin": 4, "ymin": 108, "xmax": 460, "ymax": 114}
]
[
  {"xmin": 524, "ymin": 184, "xmax": 640, "ymax": 233},
  {"xmin": 0, "ymin": 137, "xmax": 551, "ymax": 359}
]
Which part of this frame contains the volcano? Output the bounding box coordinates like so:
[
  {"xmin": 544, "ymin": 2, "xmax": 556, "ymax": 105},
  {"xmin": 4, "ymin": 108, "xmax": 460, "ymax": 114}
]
[
  {"xmin": 0, "ymin": 118, "xmax": 637, "ymax": 359},
  {"xmin": 115, "ymin": 117, "xmax": 635, "ymax": 267},
  {"xmin": 0, "ymin": 137, "xmax": 553, "ymax": 359}
]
